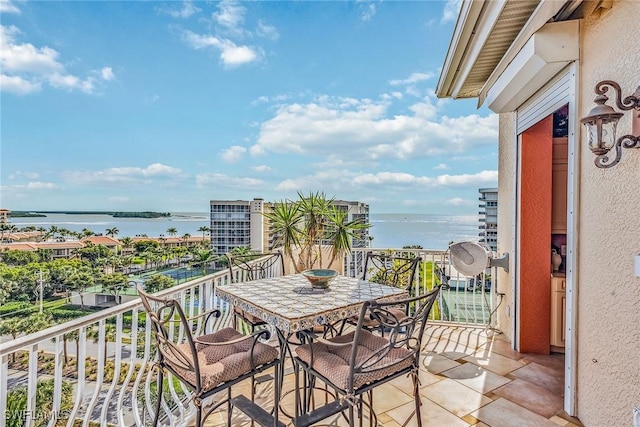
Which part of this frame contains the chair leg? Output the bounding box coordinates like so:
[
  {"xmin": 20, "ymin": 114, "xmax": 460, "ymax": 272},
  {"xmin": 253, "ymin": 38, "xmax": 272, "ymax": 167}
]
[
  {"xmin": 153, "ymin": 365, "xmax": 163, "ymax": 427},
  {"xmin": 227, "ymin": 387, "xmax": 233, "ymax": 426},
  {"xmin": 413, "ymin": 372, "xmax": 423, "ymax": 427}
]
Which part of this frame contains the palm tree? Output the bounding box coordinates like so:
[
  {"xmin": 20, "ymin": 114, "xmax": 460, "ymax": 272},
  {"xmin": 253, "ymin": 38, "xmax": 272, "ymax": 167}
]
[
  {"xmin": 105, "ymin": 227, "xmax": 119, "ymax": 238},
  {"xmin": 198, "ymin": 226, "xmax": 211, "ymax": 242},
  {"xmin": 325, "ymin": 206, "xmax": 371, "ymax": 267},
  {"xmin": 166, "ymin": 227, "xmax": 178, "ymax": 237},
  {"xmin": 263, "ymin": 200, "xmax": 303, "ymax": 272},
  {"xmin": 191, "ymin": 248, "xmax": 216, "ymax": 275}
]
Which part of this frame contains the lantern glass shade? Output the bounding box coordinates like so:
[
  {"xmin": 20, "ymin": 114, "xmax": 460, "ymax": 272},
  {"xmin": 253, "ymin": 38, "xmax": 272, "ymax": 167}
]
[{"xmin": 581, "ymin": 111, "xmax": 623, "ymax": 155}]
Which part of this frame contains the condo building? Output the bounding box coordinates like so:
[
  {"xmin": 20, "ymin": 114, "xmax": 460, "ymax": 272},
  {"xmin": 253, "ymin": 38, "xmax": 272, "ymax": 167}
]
[
  {"xmin": 478, "ymin": 188, "xmax": 498, "ymax": 252},
  {"xmin": 209, "ymin": 198, "xmax": 370, "ymax": 256}
]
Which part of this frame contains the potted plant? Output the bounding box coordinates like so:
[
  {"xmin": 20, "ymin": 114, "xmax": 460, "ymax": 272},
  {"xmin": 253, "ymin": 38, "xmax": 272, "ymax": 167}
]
[{"xmin": 263, "ymin": 191, "xmax": 370, "ymax": 273}]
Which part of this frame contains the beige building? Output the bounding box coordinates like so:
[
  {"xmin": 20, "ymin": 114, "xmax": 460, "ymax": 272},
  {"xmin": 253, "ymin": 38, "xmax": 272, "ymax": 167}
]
[
  {"xmin": 0, "ymin": 209, "xmax": 8, "ymax": 224},
  {"xmin": 437, "ymin": 1, "xmax": 640, "ymax": 425}
]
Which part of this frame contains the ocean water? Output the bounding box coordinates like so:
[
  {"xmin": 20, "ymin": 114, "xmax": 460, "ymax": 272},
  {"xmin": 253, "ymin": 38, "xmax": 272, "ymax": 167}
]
[{"xmin": 9, "ymin": 212, "xmax": 480, "ymax": 250}]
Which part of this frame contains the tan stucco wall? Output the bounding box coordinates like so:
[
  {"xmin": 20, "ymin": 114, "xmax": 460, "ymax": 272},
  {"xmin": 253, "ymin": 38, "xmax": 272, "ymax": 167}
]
[
  {"xmin": 493, "ymin": 2, "xmax": 640, "ymax": 424},
  {"xmin": 576, "ymin": 1, "xmax": 640, "ymax": 425},
  {"xmin": 496, "ymin": 112, "xmax": 517, "ymax": 338}
]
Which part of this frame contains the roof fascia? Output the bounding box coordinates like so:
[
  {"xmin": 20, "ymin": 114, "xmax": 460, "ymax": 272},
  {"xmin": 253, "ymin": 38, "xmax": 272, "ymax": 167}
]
[
  {"xmin": 436, "ymin": 0, "xmax": 487, "ymax": 98},
  {"xmin": 450, "ymin": 0, "xmax": 509, "ymax": 98},
  {"xmin": 478, "ymin": 0, "xmax": 576, "ymax": 107}
]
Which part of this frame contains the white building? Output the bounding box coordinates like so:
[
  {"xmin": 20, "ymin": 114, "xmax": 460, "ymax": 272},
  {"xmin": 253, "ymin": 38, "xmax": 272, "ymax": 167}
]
[{"xmin": 478, "ymin": 188, "xmax": 498, "ymax": 252}]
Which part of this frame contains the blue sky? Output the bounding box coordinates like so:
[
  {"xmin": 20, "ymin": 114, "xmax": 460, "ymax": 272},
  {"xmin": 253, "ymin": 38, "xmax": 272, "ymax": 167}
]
[{"xmin": 1, "ymin": 0, "xmax": 497, "ymax": 214}]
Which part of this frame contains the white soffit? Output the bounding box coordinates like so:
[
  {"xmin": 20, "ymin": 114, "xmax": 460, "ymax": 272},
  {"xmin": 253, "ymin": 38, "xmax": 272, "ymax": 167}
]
[{"xmin": 486, "ymin": 19, "xmax": 579, "ymax": 113}]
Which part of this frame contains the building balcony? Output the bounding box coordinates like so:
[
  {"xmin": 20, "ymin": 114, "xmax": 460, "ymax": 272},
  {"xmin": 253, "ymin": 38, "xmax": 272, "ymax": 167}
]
[{"xmin": 0, "ymin": 248, "xmax": 570, "ymax": 427}]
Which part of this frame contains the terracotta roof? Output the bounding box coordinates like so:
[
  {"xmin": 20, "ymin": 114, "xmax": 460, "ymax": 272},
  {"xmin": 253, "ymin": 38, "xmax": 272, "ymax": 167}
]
[{"xmin": 82, "ymin": 236, "xmax": 121, "ymax": 246}]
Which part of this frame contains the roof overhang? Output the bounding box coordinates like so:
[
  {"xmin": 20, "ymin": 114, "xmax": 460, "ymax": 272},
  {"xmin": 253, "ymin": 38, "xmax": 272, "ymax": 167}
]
[
  {"xmin": 486, "ymin": 20, "xmax": 579, "ymax": 113},
  {"xmin": 436, "ymin": 0, "xmax": 578, "ymax": 111}
]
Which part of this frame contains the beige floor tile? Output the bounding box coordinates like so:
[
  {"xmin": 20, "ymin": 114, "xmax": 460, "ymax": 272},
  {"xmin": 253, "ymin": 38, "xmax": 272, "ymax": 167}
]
[
  {"xmin": 475, "ymin": 337, "xmax": 524, "ymax": 361},
  {"xmin": 386, "ymin": 397, "xmax": 470, "ymax": 426},
  {"xmin": 470, "ymin": 397, "xmax": 559, "ymax": 427},
  {"xmin": 491, "ymin": 378, "xmax": 563, "ymax": 419},
  {"xmin": 441, "ymin": 362, "xmax": 512, "ymax": 394},
  {"xmin": 421, "ymin": 378, "xmax": 493, "ymax": 417},
  {"xmin": 550, "ymin": 414, "xmax": 570, "ymax": 425},
  {"xmin": 370, "ymin": 382, "xmax": 414, "ymax": 413},
  {"xmin": 463, "ymin": 351, "xmax": 527, "ymax": 376},
  {"xmin": 510, "ymin": 361, "xmax": 565, "ymax": 396},
  {"xmin": 392, "ymin": 366, "xmax": 443, "ymax": 394},
  {"xmin": 422, "ymin": 352, "xmax": 461, "ymax": 374}
]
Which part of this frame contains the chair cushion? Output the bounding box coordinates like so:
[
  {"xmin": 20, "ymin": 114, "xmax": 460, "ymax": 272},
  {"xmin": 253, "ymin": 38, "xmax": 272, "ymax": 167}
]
[
  {"xmin": 163, "ymin": 327, "xmax": 278, "ymax": 391},
  {"xmin": 295, "ymin": 329, "xmax": 413, "ymax": 391}
]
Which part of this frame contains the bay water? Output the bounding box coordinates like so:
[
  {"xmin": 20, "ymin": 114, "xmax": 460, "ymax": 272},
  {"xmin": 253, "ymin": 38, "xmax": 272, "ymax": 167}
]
[{"xmin": 10, "ymin": 212, "xmax": 480, "ymax": 251}]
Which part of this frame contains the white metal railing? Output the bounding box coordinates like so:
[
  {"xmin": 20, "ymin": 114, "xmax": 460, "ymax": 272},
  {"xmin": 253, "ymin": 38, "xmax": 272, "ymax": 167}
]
[
  {"xmin": 0, "ymin": 248, "xmax": 498, "ymax": 427},
  {"xmin": 0, "ymin": 270, "xmax": 236, "ymax": 427},
  {"xmin": 348, "ymin": 248, "xmax": 500, "ymax": 327}
]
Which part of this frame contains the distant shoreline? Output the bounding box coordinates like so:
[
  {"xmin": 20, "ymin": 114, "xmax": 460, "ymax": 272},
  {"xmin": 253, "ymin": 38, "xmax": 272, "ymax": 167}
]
[{"xmin": 9, "ymin": 211, "xmax": 171, "ymax": 219}]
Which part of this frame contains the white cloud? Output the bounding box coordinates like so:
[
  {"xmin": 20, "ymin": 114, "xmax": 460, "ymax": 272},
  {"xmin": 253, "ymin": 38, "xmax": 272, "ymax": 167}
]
[
  {"xmin": 352, "ymin": 170, "xmax": 498, "ymax": 188},
  {"xmin": 26, "ymin": 182, "xmax": 57, "ymax": 189},
  {"xmin": 182, "ymin": 30, "xmax": 259, "ymax": 66},
  {"xmin": 253, "ymin": 95, "xmax": 498, "ymax": 161},
  {"xmin": 445, "ymin": 197, "xmax": 471, "ymax": 206},
  {"xmin": 389, "ymin": 72, "xmax": 434, "ymax": 86},
  {"xmin": 434, "ymin": 163, "xmax": 448, "ymax": 170},
  {"xmin": 195, "ymin": 172, "xmax": 264, "ymax": 188},
  {"xmin": 442, "ymin": 0, "xmax": 462, "ymax": 23},
  {"xmin": 0, "ymin": 74, "xmax": 41, "ymax": 94},
  {"xmin": 165, "ymin": 1, "xmax": 201, "ymax": 18},
  {"xmin": 64, "ymin": 163, "xmax": 184, "ymax": 184},
  {"xmin": 213, "ymin": 0, "xmax": 246, "ymax": 35},
  {"xmin": 257, "ymin": 20, "xmax": 279, "ymax": 40},
  {"xmin": 251, "ymin": 165, "xmax": 273, "ymax": 173},
  {"xmin": 0, "ymin": 24, "xmax": 114, "ymax": 95},
  {"xmin": 8, "ymin": 171, "xmax": 39, "ymax": 180},
  {"xmin": 359, "ymin": 2, "xmax": 377, "ymax": 21},
  {"xmin": 0, "ymin": 0, "xmax": 20, "ymax": 14},
  {"xmin": 221, "ymin": 145, "xmax": 247, "ymax": 163},
  {"xmin": 101, "ymin": 67, "xmax": 115, "ymax": 81}
]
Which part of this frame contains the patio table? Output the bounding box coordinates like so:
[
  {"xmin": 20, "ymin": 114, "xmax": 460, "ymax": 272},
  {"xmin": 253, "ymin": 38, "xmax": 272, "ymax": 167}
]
[
  {"xmin": 215, "ymin": 273, "xmax": 408, "ymax": 421},
  {"xmin": 215, "ymin": 273, "xmax": 408, "ymax": 334}
]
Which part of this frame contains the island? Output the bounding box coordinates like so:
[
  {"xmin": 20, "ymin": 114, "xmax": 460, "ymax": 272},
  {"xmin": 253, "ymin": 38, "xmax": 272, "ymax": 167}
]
[{"xmin": 9, "ymin": 211, "xmax": 171, "ymax": 219}]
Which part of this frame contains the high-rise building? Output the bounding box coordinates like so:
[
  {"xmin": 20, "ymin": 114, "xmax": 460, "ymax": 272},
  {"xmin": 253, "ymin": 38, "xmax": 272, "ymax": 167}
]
[
  {"xmin": 0, "ymin": 209, "xmax": 9, "ymax": 224},
  {"xmin": 478, "ymin": 188, "xmax": 498, "ymax": 252},
  {"xmin": 209, "ymin": 198, "xmax": 369, "ymax": 256}
]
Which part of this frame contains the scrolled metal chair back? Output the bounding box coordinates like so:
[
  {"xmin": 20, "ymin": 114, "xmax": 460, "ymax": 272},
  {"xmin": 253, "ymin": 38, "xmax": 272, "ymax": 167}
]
[
  {"xmin": 349, "ymin": 286, "xmax": 440, "ymax": 382},
  {"xmin": 138, "ymin": 287, "xmax": 202, "ymax": 389},
  {"xmin": 362, "ymin": 251, "xmax": 422, "ymax": 292},
  {"xmin": 226, "ymin": 252, "xmax": 284, "ymax": 283}
]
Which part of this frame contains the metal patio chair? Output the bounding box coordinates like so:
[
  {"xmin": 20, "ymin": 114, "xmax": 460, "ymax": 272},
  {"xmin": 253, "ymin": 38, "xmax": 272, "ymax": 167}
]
[
  {"xmin": 226, "ymin": 252, "xmax": 285, "ymax": 332},
  {"xmin": 341, "ymin": 251, "xmax": 422, "ymax": 335},
  {"xmin": 292, "ymin": 286, "xmax": 441, "ymax": 427},
  {"xmin": 138, "ymin": 286, "xmax": 282, "ymax": 427}
]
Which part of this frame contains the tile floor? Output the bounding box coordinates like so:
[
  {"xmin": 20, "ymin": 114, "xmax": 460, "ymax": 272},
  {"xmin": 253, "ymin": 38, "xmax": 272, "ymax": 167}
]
[{"xmin": 203, "ymin": 324, "xmax": 584, "ymax": 427}]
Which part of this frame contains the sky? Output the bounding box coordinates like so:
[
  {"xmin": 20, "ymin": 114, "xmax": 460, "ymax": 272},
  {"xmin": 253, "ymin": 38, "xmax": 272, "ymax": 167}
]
[{"xmin": 0, "ymin": 0, "xmax": 498, "ymax": 215}]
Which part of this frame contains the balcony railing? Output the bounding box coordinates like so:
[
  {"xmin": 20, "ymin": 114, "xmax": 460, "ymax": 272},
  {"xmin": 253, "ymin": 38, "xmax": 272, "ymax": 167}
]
[{"xmin": 0, "ymin": 247, "xmax": 499, "ymax": 426}]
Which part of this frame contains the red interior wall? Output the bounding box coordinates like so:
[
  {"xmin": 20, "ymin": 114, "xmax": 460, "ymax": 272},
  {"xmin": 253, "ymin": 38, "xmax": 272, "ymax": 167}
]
[{"xmin": 519, "ymin": 115, "xmax": 553, "ymax": 354}]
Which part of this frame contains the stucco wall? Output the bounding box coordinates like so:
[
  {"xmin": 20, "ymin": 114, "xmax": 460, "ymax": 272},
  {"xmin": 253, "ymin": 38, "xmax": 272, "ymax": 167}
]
[
  {"xmin": 496, "ymin": 112, "xmax": 516, "ymax": 340},
  {"xmin": 576, "ymin": 1, "xmax": 640, "ymax": 425}
]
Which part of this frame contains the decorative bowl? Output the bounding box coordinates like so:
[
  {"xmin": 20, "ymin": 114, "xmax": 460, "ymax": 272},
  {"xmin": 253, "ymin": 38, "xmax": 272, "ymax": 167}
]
[{"xmin": 302, "ymin": 269, "xmax": 339, "ymax": 289}]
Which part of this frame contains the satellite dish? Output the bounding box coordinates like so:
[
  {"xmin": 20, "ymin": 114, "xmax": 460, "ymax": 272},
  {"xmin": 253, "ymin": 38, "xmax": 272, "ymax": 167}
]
[{"xmin": 449, "ymin": 241, "xmax": 509, "ymax": 276}]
